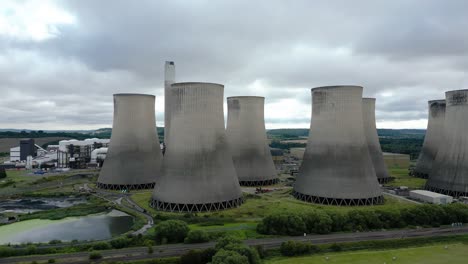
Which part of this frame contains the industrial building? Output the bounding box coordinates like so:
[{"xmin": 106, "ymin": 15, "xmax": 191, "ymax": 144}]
[
  {"xmin": 362, "ymin": 98, "xmax": 391, "ymax": 183},
  {"xmin": 293, "ymin": 85, "xmax": 383, "ymax": 206},
  {"xmin": 9, "ymin": 139, "xmax": 45, "ymax": 162},
  {"xmin": 151, "ymin": 82, "xmax": 243, "ymax": 212},
  {"xmin": 57, "ymin": 139, "xmax": 109, "ymax": 168},
  {"xmin": 409, "ymin": 190, "xmax": 453, "ymax": 205},
  {"xmin": 414, "ymin": 100, "xmax": 446, "ymax": 178},
  {"xmin": 164, "ymin": 61, "xmax": 176, "ymax": 145},
  {"xmin": 226, "ymin": 96, "xmax": 279, "ymax": 186},
  {"xmin": 426, "ymin": 89, "xmax": 468, "ymax": 197},
  {"xmin": 97, "ymin": 94, "xmax": 163, "ymax": 190}
]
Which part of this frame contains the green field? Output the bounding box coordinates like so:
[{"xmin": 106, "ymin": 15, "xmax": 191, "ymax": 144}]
[
  {"xmin": 267, "ymin": 243, "xmax": 468, "ymax": 264},
  {"xmin": 387, "ymin": 166, "xmax": 426, "ymax": 189},
  {"xmin": 133, "ymin": 188, "xmax": 414, "ymax": 221}
]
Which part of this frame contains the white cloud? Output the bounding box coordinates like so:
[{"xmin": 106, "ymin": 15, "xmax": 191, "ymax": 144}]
[{"xmin": 0, "ymin": 0, "xmax": 75, "ymax": 41}]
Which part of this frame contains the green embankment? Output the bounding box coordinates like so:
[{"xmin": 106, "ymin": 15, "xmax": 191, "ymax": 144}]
[{"xmin": 267, "ymin": 243, "xmax": 468, "ymax": 264}]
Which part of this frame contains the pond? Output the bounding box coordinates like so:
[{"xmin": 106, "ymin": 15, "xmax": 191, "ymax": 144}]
[
  {"xmin": 0, "ymin": 197, "xmax": 88, "ymax": 214},
  {"xmin": 0, "ymin": 210, "xmax": 134, "ymax": 244}
]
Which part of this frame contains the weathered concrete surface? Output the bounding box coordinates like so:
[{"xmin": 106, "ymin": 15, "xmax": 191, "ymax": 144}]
[
  {"xmin": 97, "ymin": 94, "xmax": 163, "ymax": 187},
  {"xmin": 152, "ymin": 82, "xmax": 243, "ymax": 209},
  {"xmin": 414, "ymin": 100, "xmax": 446, "ymax": 178},
  {"xmin": 226, "ymin": 96, "xmax": 278, "ymax": 186},
  {"xmin": 294, "ymin": 86, "xmax": 382, "ymax": 203},
  {"xmin": 426, "ymin": 90, "xmax": 468, "ymax": 197},
  {"xmin": 363, "ymin": 98, "xmax": 390, "ymax": 183},
  {"xmin": 164, "ymin": 61, "xmax": 176, "ymax": 145}
]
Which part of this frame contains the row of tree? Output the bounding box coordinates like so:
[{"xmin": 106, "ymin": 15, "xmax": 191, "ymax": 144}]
[{"xmin": 257, "ymin": 203, "xmax": 468, "ymax": 236}]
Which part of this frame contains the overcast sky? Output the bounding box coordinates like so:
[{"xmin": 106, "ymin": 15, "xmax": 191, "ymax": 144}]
[{"xmin": 0, "ymin": 0, "xmax": 467, "ymax": 130}]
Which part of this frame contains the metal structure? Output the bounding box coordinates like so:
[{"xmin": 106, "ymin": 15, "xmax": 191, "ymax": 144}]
[
  {"xmin": 293, "ymin": 86, "xmax": 383, "ymax": 206},
  {"xmin": 362, "ymin": 98, "xmax": 391, "ymax": 183},
  {"xmin": 151, "ymin": 82, "xmax": 243, "ymax": 212},
  {"xmin": 426, "ymin": 90, "xmax": 468, "ymax": 197},
  {"xmin": 97, "ymin": 94, "xmax": 163, "ymax": 190},
  {"xmin": 414, "ymin": 100, "xmax": 446, "ymax": 178},
  {"xmin": 226, "ymin": 96, "xmax": 279, "ymax": 186},
  {"xmin": 164, "ymin": 61, "xmax": 176, "ymax": 145}
]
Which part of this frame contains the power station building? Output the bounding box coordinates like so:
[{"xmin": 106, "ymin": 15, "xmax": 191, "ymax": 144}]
[
  {"xmin": 97, "ymin": 94, "xmax": 163, "ymax": 190},
  {"xmin": 362, "ymin": 98, "xmax": 391, "ymax": 183},
  {"xmin": 151, "ymin": 82, "xmax": 243, "ymax": 212},
  {"xmin": 226, "ymin": 96, "xmax": 279, "ymax": 186},
  {"xmin": 426, "ymin": 90, "xmax": 468, "ymax": 197},
  {"xmin": 164, "ymin": 61, "xmax": 176, "ymax": 145},
  {"xmin": 293, "ymin": 86, "xmax": 383, "ymax": 206},
  {"xmin": 414, "ymin": 100, "xmax": 446, "ymax": 178}
]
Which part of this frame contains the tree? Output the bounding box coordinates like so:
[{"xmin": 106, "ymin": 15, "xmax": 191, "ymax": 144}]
[
  {"xmin": 0, "ymin": 167, "xmax": 6, "ymax": 179},
  {"xmin": 212, "ymin": 249, "xmax": 249, "ymax": 264},
  {"xmin": 185, "ymin": 229, "xmax": 210, "ymax": 244},
  {"xmin": 154, "ymin": 220, "xmax": 189, "ymax": 244},
  {"xmin": 215, "ymin": 236, "xmax": 243, "ymax": 251}
]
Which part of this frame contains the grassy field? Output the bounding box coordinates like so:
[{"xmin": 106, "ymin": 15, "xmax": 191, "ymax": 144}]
[
  {"xmin": 133, "ymin": 188, "xmax": 414, "ymax": 221},
  {"xmin": 0, "ymin": 169, "xmax": 98, "ymax": 197},
  {"xmin": 266, "ymin": 243, "xmax": 468, "ymax": 263},
  {"xmin": 386, "ymin": 166, "xmax": 426, "ymax": 189}
]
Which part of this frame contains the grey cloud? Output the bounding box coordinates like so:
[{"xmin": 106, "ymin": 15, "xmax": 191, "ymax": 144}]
[{"xmin": 1, "ymin": 0, "xmax": 468, "ymax": 129}]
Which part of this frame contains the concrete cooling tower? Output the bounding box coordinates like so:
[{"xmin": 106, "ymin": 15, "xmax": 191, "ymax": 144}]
[
  {"xmin": 362, "ymin": 98, "xmax": 391, "ymax": 184},
  {"xmin": 97, "ymin": 94, "xmax": 163, "ymax": 190},
  {"xmin": 293, "ymin": 86, "xmax": 383, "ymax": 206},
  {"xmin": 226, "ymin": 96, "xmax": 279, "ymax": 186},
  {"xmin": 426, "ymin": 90, "xmax": 468, "ymax": 197},
  {"xmin": 151, "ymin": 82, "xmax": 243, "ymax": 212},
  {"xmin": 164, "ymin": 61, "xmax": 176, "ymax": 144},
  {"xmin": 414, "ymin": 100, "xmax": 446, "ymax": 178}
]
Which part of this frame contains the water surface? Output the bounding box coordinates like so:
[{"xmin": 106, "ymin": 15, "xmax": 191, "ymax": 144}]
[{"xmin": 0, "ymin": 210, "xmax": 133, "ymax": 244}]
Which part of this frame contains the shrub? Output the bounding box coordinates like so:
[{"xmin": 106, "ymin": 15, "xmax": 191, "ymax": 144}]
[
  {"xmin": 47, "ymin": 259, "xmax": 56, "ymax": 263},
  {"xmin": 185, "ymin": 230, "xmax": 210, "ymax": 244},
  {"xmin": 89, "ymin": 251, "xmax": 102, "ymax": 260},
  {"xmin": 92, "ymin": 242, "xmax": 111, "ymax": 250},
  {"xmin": 180, "ymin": 248, "xmax": 216, "ymax": 264},
  {"xmin": 212, "ymin": 249, "xmax": 249, "ymax": 264},
  {"xmin": 110, "ymin": 237, "xmax": 132, "ymax": 249},
  {"xmin": 280, "ymin": 241, "xmax": 319, "ymax": 257},
  {"xmin": 154, "ymin": 220, "xmax": 190, "ymax": 244},
  {"xmin": 215, "ymin": 236, "xmax": 243, "ymax": 250},
  {"xmin": 257, "ymin": 212, "xmax": 306, "ymax": 236},
  {"xmin": 148, "ymin": 246, "xmax": 153, "ymax": 254},
  {"xmin": 0, "ymin": 167, "xmax": 6, "ymax": 179},
  {"xmin": 224, "ymin": 243, "xmax": 261, "ymax": 264}
]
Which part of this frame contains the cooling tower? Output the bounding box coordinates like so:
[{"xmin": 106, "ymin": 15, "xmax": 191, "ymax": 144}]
[
  {"xmin": 226, "ymin": 96, "xmax": 279, "ymax": 186},
  {"xmin": 362, "ymin": 98, "xmax": 391, "ymax": 184},
  {"xmin": 426, "ymin": 90, "xmax": 468, "ymax": 197},
  {"xmin": 97, "ymin": 94, "xmax": 163, "ymax": 190},
  {"xmin": 151, "ymin": 82, "xmax": 243, "ymax": 212},
  {"xmin": 414, "ymin": 100, "xmax": 446, "ymax": 178},
  {"xmin": 293, "ymin": 86, "xmax": 383, "ymax": 206},
  {"xmin": 164, "ymin": 61, "xmax": 176, "ymax": 144}
]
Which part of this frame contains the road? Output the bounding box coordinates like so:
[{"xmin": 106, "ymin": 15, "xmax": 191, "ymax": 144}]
[{"xmin": 1, "ymin": 226, "xmax": 467, "ymax": 264}]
